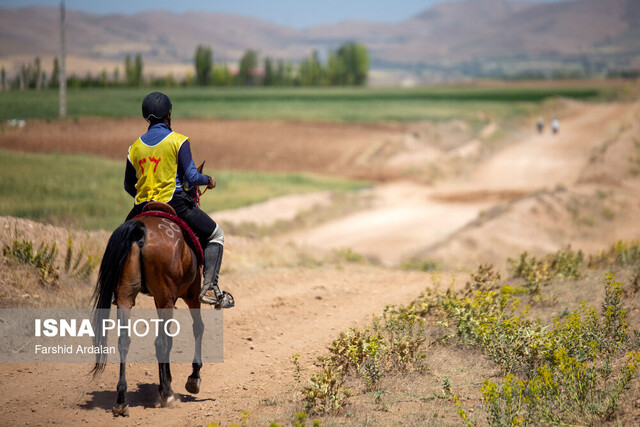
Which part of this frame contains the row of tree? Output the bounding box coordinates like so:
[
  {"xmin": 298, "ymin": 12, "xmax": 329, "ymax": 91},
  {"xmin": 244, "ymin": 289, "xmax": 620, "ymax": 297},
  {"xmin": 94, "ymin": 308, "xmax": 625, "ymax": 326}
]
[{"xmin": 2, "ymin": 42, "xmax": 369, "ymax": 90}]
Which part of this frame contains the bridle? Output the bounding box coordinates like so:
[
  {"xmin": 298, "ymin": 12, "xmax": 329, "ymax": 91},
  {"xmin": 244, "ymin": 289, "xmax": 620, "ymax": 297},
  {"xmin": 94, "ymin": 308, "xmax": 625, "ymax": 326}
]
[{"xmin": 192, "ymin": 186, "xmax": 208, "ymax": 207}]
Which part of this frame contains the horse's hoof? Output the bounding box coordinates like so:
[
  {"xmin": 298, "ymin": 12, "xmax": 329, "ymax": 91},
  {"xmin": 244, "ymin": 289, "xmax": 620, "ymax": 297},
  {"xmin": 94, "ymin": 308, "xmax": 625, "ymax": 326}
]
[
  {"xmin": 185, "ymin": 377, "xmax": 201, "ymax": 394},
  {"xmin": 112, "ymin": 404, "xmax": 129, "ymax": 417},
  {"xmin": 160, "ymin": 393, "xmax": 179, "ymax": 408}
]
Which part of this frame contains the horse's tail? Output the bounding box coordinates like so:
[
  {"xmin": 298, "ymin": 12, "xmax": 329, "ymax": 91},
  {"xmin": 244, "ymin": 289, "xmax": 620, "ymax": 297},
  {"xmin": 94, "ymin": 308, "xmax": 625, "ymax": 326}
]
[{"xmin": 90, "ymin": 220, "xmax": 145, "ymax": 377}]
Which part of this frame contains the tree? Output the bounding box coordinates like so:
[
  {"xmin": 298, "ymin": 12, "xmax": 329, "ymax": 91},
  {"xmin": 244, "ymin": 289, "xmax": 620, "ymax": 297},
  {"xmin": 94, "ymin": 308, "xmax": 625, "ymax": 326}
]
[
  {"xmin": 125, "ymin": 54, "xmax": 143, "ymax": 87},
  {"xmin": 276, "ymin": 59, "xmax": 294, "ymax": 86},
  {"xmin": 113, "ymin": 67, "xmax": 120, "ymax": 86},
  {"xmin": 194, "ymin": 45, "xmax": 213, "ymax": 86},
  {"xmin": 134, "ymin": 54, "xmax": 143, "ymax": 86},
  {"xmin": 50, "ymin": 57, "xmax": 60, "ymax": 88},
  {"xmin": 212, "ymin": 64, "xmax": 232, "ymax": 87},
  {"xmin": 328, "ymin": 42, "xmax": 369, "ymax": 86},
  {"xmin": 237, "ymin": 49, "xmax": 259, "ymax": 86},
  {"xmin": 19, "ymin": 57, "xmax": 43, "ymax": 89},
  {"xmin": 299, "ymin": 50, "xmax": 324, "ymax": 86},
  {"xmin": 100, "ymin": 68, "xmax": 108, "ymax": 87},
  {"xmin": 124, "ymin": 55, "xmax": 133, "ymax": 85},
  {"xmin": 263, "ymin": 57, "xmax": 274, "ymax": 86}
]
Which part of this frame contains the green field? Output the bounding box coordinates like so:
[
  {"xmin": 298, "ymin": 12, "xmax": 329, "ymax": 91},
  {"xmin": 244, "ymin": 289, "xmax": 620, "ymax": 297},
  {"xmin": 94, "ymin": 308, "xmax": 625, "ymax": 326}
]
[
  {"xmin": 0, "ymin": 149, "xmax": 369, "ymax": 231},
  {"xmin": 0, "ymin": 83, "xmax": 619, "ymax": 230},
  {"xmin": 0, "ymin": 84, "xmax": 609, "ymax": 123}
]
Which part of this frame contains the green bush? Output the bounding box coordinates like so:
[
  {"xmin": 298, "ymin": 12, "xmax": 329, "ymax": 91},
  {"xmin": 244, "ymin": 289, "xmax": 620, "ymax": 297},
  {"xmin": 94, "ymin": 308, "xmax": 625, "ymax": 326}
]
[
  {"xmin": 3, "ymin": 239, "xmax": 59, "ymax": 285},
  {"xmin": 3, "ymin": 237, "xmax": 96, "ymax": 285},
  {"xmin": 508, "ymin": 246, "xmax": 583, "ymax": 294},
  {"xmin": 588, "ymin": 240, "xmax": 640, "ymax": 269},
  {"xmin": 464, "ymin": 273, "xmax": 638, "ymax": 425}
]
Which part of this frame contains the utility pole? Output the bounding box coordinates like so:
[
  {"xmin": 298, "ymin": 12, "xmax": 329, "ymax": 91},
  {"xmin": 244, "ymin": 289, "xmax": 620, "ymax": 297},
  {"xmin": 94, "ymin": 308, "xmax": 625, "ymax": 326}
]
[{"xmin": 59, "ymin": 0, "xmax": 67, "ymax": 118}]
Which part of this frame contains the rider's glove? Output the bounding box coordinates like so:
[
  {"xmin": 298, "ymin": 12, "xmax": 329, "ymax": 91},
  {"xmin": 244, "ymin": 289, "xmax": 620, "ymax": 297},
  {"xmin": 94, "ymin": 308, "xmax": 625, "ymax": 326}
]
[{"xmin": 206, "ymin": 175, "xmax": 216, "ymax": 189}]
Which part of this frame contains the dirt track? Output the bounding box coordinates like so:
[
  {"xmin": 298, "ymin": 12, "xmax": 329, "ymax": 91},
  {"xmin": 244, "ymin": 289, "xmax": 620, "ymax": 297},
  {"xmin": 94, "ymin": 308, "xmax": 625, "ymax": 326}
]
[
  {"xmin": 280, "ymin": 101, "xmax": 638, "ymax": 266},
  {"xmin": 2, "ymin": 99, "xmax": 640, "ymax": 425}
]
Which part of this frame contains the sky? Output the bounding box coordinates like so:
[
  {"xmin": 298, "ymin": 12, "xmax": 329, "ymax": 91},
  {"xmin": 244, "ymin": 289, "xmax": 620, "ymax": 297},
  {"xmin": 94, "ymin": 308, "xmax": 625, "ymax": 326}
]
[{"xmin": 0, "ymin": 0, "xmax": 570, "ymax": 28}]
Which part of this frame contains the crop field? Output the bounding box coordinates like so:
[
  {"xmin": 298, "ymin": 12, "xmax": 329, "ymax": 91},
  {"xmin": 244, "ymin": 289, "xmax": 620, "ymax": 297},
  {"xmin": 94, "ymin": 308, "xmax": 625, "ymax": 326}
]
[
  {"xmin": 0, "ymin": 82, "xmax": 615, "ymax": 123},
  {"xmin": 0, "ymin": 149, "xmax": 368, "ymax": 230}
]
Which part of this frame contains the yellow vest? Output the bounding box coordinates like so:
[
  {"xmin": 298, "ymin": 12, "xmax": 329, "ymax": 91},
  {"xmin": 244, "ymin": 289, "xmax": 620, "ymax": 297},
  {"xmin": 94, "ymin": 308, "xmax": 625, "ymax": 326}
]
[{"xmin": 128, "ymin": 131, "xmax": 188, "ymax": 204}]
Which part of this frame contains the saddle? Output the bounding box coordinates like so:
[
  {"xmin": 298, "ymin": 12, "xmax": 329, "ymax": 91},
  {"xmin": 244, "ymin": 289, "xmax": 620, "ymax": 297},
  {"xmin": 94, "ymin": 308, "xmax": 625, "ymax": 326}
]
[{"xmin": 132, "ymin": 202, "xmax": 204, "ymax": 266}]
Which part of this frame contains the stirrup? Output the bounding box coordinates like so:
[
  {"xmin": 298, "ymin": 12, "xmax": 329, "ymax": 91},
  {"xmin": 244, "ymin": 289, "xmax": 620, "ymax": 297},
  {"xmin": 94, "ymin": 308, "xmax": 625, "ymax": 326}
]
[
  {"xmin": 214, "ymin": 291, "xmax": 235, "ymax": 310},
  {"xmin": 199, "ymin": 286, "xmax": 235, "ymax": 309}
]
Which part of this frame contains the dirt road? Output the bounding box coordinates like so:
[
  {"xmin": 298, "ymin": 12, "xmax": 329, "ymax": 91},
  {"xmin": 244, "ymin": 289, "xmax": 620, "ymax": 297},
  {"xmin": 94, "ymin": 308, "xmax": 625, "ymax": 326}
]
[{"xmin": 282, "ymin": 102, "xmax": 633, "ymax": 266}]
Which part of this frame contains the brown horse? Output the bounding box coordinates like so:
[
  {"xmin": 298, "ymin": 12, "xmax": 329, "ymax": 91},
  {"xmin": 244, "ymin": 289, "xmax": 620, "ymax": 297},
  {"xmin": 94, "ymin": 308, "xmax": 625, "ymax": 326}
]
[{"xmin": 90, "ymin": 201, "xmax": 204, "ymax": 416}]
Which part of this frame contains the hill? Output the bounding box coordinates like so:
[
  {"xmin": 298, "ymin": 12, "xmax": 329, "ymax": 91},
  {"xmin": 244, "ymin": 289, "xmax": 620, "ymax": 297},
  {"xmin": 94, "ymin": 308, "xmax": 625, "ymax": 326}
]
[{"xmin": 0, "ymin": 0, "xmax": 639, "ymax": 82}]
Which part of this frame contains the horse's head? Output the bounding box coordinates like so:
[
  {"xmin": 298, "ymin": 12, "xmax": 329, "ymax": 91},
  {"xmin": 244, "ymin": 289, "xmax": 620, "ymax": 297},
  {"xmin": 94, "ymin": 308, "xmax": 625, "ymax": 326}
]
[{"xmin": 184, "ymin": 161, "xmax": 205, "ymax": 204}]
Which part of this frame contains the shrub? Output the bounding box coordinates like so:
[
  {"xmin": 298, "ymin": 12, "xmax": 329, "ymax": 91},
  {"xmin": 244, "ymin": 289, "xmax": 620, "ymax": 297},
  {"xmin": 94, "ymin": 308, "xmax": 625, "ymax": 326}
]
[
  {"xmin": 300, "ymin": 358, "xmax": 349, "ymax": 415},
  {"xmin": 3, "ymin": 237, "xmax": 96, "ymax": 286},
  {"xmin": 3, "ymin": 239, "xmax": 59, "ymax": 285},
  {"xmin": 63, "ymin": 236, "xmax": 96, "ymax": 279},
  {"xmin": 508, "ymin": 246, "xmax": 583, "ymax": 294},
  {"xmin": 472, "ymin": 273, "xmax": 638, "ymax": 425},
  {"xmin": 588, "ymin": 240, "xmax": 640, "ymax": 269}
]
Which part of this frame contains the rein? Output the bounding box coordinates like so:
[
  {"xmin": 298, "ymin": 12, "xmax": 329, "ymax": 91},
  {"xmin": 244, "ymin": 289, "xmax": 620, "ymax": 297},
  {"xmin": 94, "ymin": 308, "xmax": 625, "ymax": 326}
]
[{"xmin": 192, "ymin": 186, "xmax": 208, "ymax": 207}]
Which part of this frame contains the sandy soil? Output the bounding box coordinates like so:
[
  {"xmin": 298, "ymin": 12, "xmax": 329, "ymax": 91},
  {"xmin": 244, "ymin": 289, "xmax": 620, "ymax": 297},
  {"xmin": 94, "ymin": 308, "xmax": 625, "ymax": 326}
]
[{"xmin": 1, "ymin": 99, "xmax": 640, "ymax": 425}]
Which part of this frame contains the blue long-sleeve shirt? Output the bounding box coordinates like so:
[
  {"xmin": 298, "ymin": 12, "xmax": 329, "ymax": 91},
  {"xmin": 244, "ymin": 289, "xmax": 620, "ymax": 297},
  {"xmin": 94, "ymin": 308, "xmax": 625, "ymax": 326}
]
[{"xmin": 124, "ymin": 123, "xmax": 209, "ymax": 199}]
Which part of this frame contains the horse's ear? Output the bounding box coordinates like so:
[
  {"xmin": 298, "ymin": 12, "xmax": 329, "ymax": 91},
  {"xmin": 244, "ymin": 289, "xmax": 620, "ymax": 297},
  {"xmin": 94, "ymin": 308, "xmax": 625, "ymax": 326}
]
[{"xmin": 197, "ymin": 161, "xmax": 205, "ymax": 174}]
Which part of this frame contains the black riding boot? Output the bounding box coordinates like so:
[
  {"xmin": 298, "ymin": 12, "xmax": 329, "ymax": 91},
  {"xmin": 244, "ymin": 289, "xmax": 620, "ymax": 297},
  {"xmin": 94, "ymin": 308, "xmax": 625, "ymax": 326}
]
[{"xmin": 199, "ymin": 242, "xmax": 234, "ymax": 308}]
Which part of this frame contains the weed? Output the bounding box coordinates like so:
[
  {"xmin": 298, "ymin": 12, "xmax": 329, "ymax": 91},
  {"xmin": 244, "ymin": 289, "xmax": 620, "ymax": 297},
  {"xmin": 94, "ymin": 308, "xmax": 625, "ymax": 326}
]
[
  {"xmin": 334, "ymin": 248, "xmax": 367, "ymax": 264},
  {"xmin": 380, "ymin": 306, "xmax": 427, "ymax": 372},
  {"xmin": 588, "ymin": 240, "xmax": 640, "ymax": 269},
  {"xmin": 293, "ymin": 353, "xmax": 302, "ymax": 383},
  {"xmin": 401, "ymin": 257, "xmax": 439, "ymax": 272},
  {"xmin": 300, "ymin": 358, "xmax": 349, "ymax": 415},
  {"xmin": 463, "ymin": 264, "xmax": 501, "ymax": 297},
  {"xmin": 508, "ymin": 246, "xmax": 583, "ymax": 294},
  {"xmin": 3, "ymin": 239, "xmax": 59, "ymax": 285},
  {"xmin": 294, "ymin": 412, "xmax": 308, "ymax": 427},
  {"xmin": 453, "ymin": 394, "xmax": 476, "ymax": 427},
  {"xmin": 64, "ymin": 237, "xmax": 96, "ymax": 279},
  {"xmin": 469, "ymin": 273, "xmax": 639, "ymax": 425},
  {"xmin": 3, "ymin": 237, "xmax": 97, "ymax": 286}
]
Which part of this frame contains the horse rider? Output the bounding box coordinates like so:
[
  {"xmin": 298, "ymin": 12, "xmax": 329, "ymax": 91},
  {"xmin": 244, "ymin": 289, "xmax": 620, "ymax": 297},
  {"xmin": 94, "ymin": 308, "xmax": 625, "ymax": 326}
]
[
  {"xmin": 123, "ymin": 91, "xmax": 233, "ymax": 308},
  {"xmin": 536, "ymin": 116, "xmax": 544, "ymax": 133},
  {"xmin": 551, "ymin": 118, "xmax": 559, "ymax": 134}
]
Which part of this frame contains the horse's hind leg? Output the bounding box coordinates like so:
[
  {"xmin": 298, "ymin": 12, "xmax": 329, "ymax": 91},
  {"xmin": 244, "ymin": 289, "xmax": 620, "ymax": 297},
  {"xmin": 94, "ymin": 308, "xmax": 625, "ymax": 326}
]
[
  {"xmin": 113, "ymin": 246, "xmax": 140, "ymax": 416},
  {"xmin": 155, "ymin": 305, "xmax": 176, "ymax": 407},
  {"xmin": 184, "ymin": 293, "xmax": 204, "ymax": 394},
  {"xmin": 113, "ymin": 307, "xmax": 131, "ymax": 417}
]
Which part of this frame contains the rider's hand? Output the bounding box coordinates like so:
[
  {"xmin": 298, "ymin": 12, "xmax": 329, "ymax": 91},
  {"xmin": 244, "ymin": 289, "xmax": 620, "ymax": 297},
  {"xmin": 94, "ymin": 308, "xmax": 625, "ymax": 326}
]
[{"xmin": 207, "ymin": 175, "xmax": 216, "ymax": 189}]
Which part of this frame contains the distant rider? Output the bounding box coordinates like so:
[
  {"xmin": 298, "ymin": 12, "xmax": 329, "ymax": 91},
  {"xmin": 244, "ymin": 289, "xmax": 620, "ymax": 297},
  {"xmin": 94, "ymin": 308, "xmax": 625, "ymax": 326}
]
[
  {"xmin": 123, "ymin": 92, "xmax": 233, "ymax": 308},
  {"xmin": 551, "ymin": 118, "xmax": 559, "ymax": 134}
]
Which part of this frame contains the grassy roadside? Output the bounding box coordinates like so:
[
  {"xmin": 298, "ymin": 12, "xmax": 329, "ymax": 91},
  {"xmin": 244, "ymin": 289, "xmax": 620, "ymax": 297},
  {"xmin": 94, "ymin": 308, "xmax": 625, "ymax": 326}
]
[
  {"xmin": 269, "ymin": 243, "xmax": 640, "ymax": 426},
  {"xmin": 0, "ymin": 149, "xmax": 369, "ymax": 231},
  {"xmin": 0, "ymin": 84, "xmax": 613, "ymax": 123}
]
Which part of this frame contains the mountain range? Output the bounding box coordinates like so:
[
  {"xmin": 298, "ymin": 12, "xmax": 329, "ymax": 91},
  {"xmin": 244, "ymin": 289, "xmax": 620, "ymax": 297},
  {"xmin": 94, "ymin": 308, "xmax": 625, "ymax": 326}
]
[{"xmin": 0, "ymin": 0, "xmax": 638, "ymax": 82}]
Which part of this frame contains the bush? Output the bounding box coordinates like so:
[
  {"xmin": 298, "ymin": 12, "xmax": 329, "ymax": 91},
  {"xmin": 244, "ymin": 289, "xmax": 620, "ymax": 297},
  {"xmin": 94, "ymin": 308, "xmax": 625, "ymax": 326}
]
[
  {"xmin": 3, "ymin": 239, "xmax": 59, "ymax": 285},
  {"xmin": 467, "ymin": 273, "xmax": 638, "ymax": 425},
  {"xmin": 3, "ymin": 237, "xmax": 96, "ymax": 286},
  {"xmin": 588, "ymin": 240, "xmax": 640, "ymax": 269},
  {"xmin": 508, "ymin": 246, "xmax": 583, "ymax": 294}
]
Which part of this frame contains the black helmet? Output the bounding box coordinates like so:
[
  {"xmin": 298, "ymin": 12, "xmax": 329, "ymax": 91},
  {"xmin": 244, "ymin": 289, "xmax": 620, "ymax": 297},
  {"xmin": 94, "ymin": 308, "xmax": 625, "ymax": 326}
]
[{"xmin": 141, "ymin": 92, "xmax": 172, "ymax": 121}]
